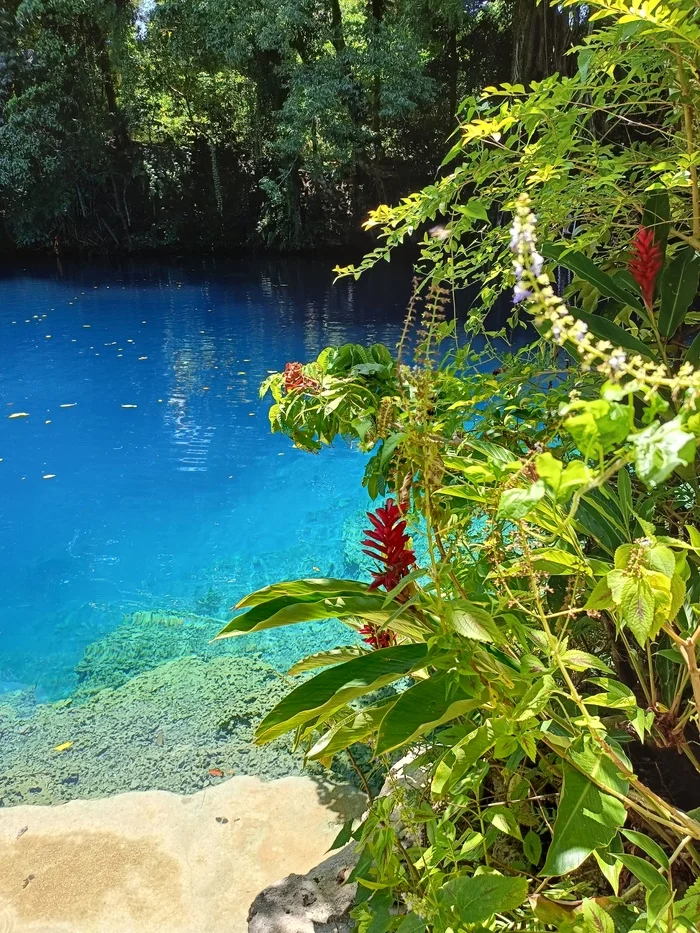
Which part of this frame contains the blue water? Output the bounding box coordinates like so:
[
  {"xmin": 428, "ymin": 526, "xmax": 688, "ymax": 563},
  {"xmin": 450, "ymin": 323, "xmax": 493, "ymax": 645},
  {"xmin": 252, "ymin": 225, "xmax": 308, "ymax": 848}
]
[{"xmin": 0, "ymin": 258, "xmax": 410, "ymax": 699}]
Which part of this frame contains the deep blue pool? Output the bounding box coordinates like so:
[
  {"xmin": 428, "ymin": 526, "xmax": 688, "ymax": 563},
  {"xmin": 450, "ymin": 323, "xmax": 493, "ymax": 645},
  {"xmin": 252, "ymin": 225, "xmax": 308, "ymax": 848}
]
[{"xmin": 0, "ymin": 258, "xmax": 410, "ymax": 701}]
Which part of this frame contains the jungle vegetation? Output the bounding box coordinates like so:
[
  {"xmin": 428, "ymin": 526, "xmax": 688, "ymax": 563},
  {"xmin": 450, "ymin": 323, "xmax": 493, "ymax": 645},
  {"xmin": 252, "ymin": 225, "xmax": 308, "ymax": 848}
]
[{"xmin": 0, "ymin": 0, "xmax": 583, "ymax": 253}]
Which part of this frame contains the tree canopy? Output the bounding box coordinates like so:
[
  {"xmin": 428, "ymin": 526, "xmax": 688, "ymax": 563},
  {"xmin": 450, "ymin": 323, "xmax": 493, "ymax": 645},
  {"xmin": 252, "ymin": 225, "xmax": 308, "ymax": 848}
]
[{"xmin": 0, "ymin": 0, "xmax": 523, "ymax": 252}]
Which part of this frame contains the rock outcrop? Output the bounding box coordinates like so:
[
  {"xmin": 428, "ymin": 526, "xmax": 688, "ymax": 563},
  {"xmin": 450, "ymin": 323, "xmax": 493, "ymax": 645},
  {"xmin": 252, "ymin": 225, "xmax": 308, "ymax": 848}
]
[{"xmin": 248, "ymin": 843, "xmax": 360, "ymax": 933}]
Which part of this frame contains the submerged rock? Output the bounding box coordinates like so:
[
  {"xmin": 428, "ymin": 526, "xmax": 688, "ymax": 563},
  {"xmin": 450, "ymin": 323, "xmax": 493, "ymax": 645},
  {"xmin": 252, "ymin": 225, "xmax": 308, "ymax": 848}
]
[{"xmin": 0, "ymin": 655, "xmax": 304, "ymax": 805}]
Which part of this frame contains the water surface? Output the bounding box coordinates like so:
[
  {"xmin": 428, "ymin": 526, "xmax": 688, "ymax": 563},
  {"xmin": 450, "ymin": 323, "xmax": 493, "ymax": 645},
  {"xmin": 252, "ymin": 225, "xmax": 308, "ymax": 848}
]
[{"xmin": 0, "ymin": 258, "xmax": 409, "ymax": 701}]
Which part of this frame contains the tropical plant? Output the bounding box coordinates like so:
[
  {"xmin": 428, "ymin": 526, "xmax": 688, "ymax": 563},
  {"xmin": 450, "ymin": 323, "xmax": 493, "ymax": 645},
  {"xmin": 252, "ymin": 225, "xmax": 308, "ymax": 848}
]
[{"xmin": 214, "ymin": 2, "xmax": 700, "ymax": 929}]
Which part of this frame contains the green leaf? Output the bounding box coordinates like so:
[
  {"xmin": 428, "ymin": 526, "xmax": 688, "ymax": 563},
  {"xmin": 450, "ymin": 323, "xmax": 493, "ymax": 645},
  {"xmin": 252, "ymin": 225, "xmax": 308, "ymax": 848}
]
[
  {"xmin": 394, "ymin": 914, "xmax": 426, "ymax": 933},
  {"xmin": 288, "ymin": 646, "xmax": 366, "ymax": 675},
  {"xmin": 619, "ymin": 577, "xmax": 656, "ymax": 646},
  {"xmin": 431, "ymin": 722, "xmax": 498, "ymax": 797},
  {"xmin": 444, "ymin": 600, "xmax": 504, "ymax": 643},
  {"xmin": 497, "ymin": 481, "xmax": 545, "ymax": 520},
  {"xmin": 463, "ymin": 198, "xmax": 489, "ymax": 221},
  {"xmin": 542, "ymin": 765, "xmax": 627, "ymax": 876},
  {"xmin": 564, "ymin": 400, "xmax": 633, "ymax": 459},
  {"xmin": 621, "ymin": 830, "xmax": 669, "ymax": 870},
  {"xmin": 585, "ymin": 677, "xmax": 637, "ymax": 711},
  {"xmin": 484, "ymin": 805, "xmax": 522, "ymax": 841},
  {"xmin": 255, "ymin": 643, "xmax": 428, "ymax": 743},
  {"xmin": 542, "ymin": 244, "xmax": 643, "ymax": 309},
  {"xmin": 218, "ymin": 593, "xmax": 413, "ymax": 638},
  {"xmin": 658, "ymin": 246, "xmax": 700, "ymax": 338},
  {"xmin": 439, "ymin": 874, "xmax": 528, "ymax": 924},
  {"xmin": 685, "ymin": 332, "xmax": 700, "ymax": 368},
  {"xmin": 582, "ymin": 898, "xmax": 614, "ymax": 933},
  {"xmin": 328, "ymin": 819, "xmax": 354, "ymax": 851},
  {"xmin": 642, "ymin": 190, "xmax": 671, "ymax": 255},
  {"xmin": 308, "ymin": 702, "xmax": 393, "ymax": 760},
  {"xmin": 236, "ymin": 578, "xmax": 372, "ymax": 609},
  {"xmin": 586, "ymin": 577, "xmax": 614, "ymax": 611},
  {"xmin": 617, "ymin": 853, "xmax": 667, "ymax": 891},
  {"xmin": 524, "ymin": 830, "xmax": 542, "ymax": 866},
  {"xmin": 536, "ymin": 452, "xmax": 593, "ymax": 503},
  {"xmin": 631, "ymin": 417, "xmax": 696, "ymax": 488},
  {"xmin": 561, "ymin": 650, "xmax": 614, "ymax": 674},
  {"xmin": 375, "ymin": 672, "xmax": 482, "ymax": 755},
  {"xmin": 567, "ymin": 305, "xmax": 654, "ymax": 360}
]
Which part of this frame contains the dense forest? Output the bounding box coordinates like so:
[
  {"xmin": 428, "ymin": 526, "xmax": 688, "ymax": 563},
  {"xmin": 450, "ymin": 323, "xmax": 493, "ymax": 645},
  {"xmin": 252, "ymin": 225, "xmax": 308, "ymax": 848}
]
[{"xmin": 0, "ymin": 0, "xmax": 585, "ymax": 254}]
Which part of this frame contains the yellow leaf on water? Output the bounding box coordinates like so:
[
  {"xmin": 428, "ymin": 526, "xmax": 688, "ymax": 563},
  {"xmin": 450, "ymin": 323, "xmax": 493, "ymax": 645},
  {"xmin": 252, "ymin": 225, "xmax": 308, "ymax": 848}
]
[
  {"xmin": 8, "ymin": 413, "xmax": 29, "ymax": 419},
  {"xmin": 54, "ymin": 742, "xmax": 73, "ymax": 753},
  {"xmin": 43, "ymin": 474, "xmax": 56, "ymax": 480},
  {"xmin": 60, "ymin": 403, "xmax": 77, "ymax": 408},
  {"xmin": 121, "ymin": 404, "xmax": 137, "ymax": 409}
]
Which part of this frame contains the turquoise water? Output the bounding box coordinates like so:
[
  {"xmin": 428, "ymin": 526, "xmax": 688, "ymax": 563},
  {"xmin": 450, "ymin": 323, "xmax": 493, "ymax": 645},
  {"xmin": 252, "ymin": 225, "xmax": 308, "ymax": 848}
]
[{"xmin": 0, "ymin": 258, "xmax": 408, "ymax": 702}]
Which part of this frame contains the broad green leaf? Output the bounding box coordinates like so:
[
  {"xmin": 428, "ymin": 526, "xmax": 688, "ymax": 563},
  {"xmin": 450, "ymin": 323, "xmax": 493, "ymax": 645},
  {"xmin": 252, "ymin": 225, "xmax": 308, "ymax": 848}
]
[
  {"xmin": 564, "ymin": 400, "xmax": 633, "ymax": 459},
  {"xmin": 594, "ymin": 846, "xmax": 623, "ymax": 896},
  {"xmin": 432, "ymin": 722, "xmax": 498, "ymax": 797},
  {"xmin": 394, "ymin": 914, "xmax": 425, "ymax": 933},
  {"xmin": 443, "ymin": 600, "xmax": 504, "ymax": 644},
  {"xmin": 631, "ymin": 417, "xmax": 696, "ymax": 488},
  {"xmin": 542, "ymin": 765, "xmax": 627, "ymax": 876},
  {"xmin": 497, "ymin": 481, "xmax": 545, "ymax": 520},
  {"xmin": 439, "ymin": 874, "xmax": 528, "ymax": 924},
  {"xmin": 308, "ymin": 702, "xmax": 393, "ymax": 760},
  {"xmin": 485, "ymin": 805, "xmax": 522, "ymax": 841},
  {"xmin": 463, "ymin": 198, "xmax": 489, "ymax": 221},
  {"xmin": 585, "ymin": 677, "xmax": 637, "ymax": 711},
  {"xmin": 658, "ymin": 246, "xmax": 700, "ymax": 338},
  {"xmin": 375, "ymin": 672, "xmax": 483, "ymax": 755},
  {"xmin": 218, "ymin": 593, "xmax": 414, "ymax": 638},
  {"xmin": 586, "ymin": 577, "xmax": 614, "ymax": 611},
  {"xmin": 621, "ymin": 829, "xmax": 669, "ymax": 870},
  {"xmin": 619, "ymin": 576, "xmax": 656, "ymax": 646},
  {"xmin": 236, "ymin": 578, "xmax": 372, "ymax": 609},
  {"xmin": 582, "ymin": 898, "xmax": 614, "ymax": 933},
  {"xmin": 523, "ymin": 830, "xmax": 542, "ymax": 866},
  {"xmin": 255, "ymin": 643, "xmax": 428, "ymax": 743},
  {"xmin": 561, "ymin": 650, "xmax": 613, "ymax": 674},
  {"xmin": 542, "ymin": 244, "xmax": 643, "ymax": 309},
  {"xmin": 617, "ymin": 854, "xmax": 667, "ymax": 891},
  {"xmin": 685, "ymin": 332, "xmax": 700, "ymax": 368},
  {"xmin": 536, "ymin": 452, "xmax": 593, "ymax": 503},
  {"xmin": 512, "ymin": 674, "xmax": 556, "ymax": 721},
  {"xmin": 288, "ymin": 646, "xmax": 366, "ymax": 675}
]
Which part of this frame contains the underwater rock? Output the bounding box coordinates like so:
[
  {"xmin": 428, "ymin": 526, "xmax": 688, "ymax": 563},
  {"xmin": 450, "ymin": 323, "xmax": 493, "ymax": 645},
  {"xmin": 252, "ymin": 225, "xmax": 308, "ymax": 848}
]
[
  {"xmin": 0, "ymin": 656, "xmax": 306, "ymax": 805},
  {"xmin": 0, "ymin": 775, "xmax": 366, "ymax": 933},
  {"xmin": 248, "ymin": 843, "xmax": 359, "ymax": 933}
]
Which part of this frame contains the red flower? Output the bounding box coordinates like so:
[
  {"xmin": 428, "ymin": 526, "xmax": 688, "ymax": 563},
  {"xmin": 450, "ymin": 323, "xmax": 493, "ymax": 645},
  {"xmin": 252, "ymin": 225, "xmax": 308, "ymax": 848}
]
[
  {"xmin": 363, "ymin": 498, "xmax": 416, "ymax": 592},
  {"xmin": 629, "ymin": 226, "xmax": 663, "ymax": 308},
  {"xmin": 357, "ymin": 623, "xmax": 396, "ymax": 649},
  {"xmin": 283, "ymin": 362, "xmax": 319, "ymax": 393},
  {"xmin": 359, "ymin": 500, "xmax": 415, "ymax": 649}
]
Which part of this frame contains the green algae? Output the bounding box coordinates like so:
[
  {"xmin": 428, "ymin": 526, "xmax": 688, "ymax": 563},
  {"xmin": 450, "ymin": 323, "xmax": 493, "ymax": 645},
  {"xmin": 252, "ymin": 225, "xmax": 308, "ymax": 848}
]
[{"xmin": 0, "ymin": 655, "xmax": 309, "ymax": 806}]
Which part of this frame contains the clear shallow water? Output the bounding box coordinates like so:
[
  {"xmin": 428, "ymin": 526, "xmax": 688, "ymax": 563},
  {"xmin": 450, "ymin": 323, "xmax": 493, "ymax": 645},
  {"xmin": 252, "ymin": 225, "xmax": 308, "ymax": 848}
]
[{"xmin": 0, "ymin": 258, "xmax": 410, "ymax": 700}]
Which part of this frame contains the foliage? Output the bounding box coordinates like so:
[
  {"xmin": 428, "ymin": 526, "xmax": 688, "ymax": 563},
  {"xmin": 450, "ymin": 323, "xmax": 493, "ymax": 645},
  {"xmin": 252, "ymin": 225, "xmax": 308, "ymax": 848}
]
[
  {"xmin": 0, "ymin": 0, "xmax": 514, "ymax": 252},
  {"xmin": 220, "ymin": 1, "xmax": 700, "ymax": 930}
]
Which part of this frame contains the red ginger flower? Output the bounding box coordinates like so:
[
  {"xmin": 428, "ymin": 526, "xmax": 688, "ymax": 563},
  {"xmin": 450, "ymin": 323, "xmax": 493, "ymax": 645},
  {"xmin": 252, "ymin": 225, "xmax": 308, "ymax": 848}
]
[
  {"xmin": 363, "ymin": 498, "xmax": 416, "ymax": 592},
  {"xmin": 283, "ymin": 362, "xmax": 319, "ymax": 394},
  {"xmin": 629, "ymin": 226, "xmax": 663, "ymax": 308},
  {"xmin": 358, "ymin": 499, "xmax": 416, "ymax": 649}
]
